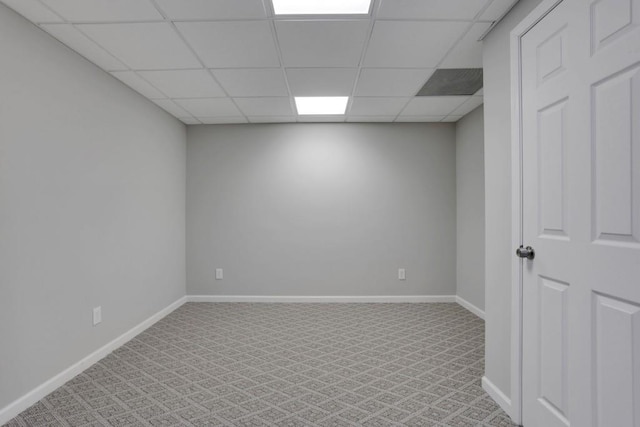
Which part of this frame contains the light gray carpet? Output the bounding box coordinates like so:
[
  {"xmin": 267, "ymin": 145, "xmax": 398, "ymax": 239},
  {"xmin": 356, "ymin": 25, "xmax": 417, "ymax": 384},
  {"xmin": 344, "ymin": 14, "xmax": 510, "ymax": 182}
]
[{"xmin": 4, "ymin": 303, "xmax": 516, "ymax": 426}]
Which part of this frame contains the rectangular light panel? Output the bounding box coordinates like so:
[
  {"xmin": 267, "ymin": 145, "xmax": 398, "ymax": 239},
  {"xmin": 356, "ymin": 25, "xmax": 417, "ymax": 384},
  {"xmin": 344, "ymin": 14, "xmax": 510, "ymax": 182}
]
[
  {"xmin": 272, "ymin": 0, "xmax": 371, "ymax": 15},
  {"xmin": 295, "ymin": 97, "xmax": 349, "ymax": 115}
]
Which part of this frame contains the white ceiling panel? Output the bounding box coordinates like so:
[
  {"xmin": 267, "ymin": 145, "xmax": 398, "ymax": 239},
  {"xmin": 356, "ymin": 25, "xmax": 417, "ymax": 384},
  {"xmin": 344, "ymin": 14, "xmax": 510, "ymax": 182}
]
[
  {"xmin": 138, "ymin": 70, "xmax": 225, "ymax": 98},
  {"xmin": 174, "ymin": 98, "xmax": 241, "ymax": 117},
  {"xmin": 451, "ymin": 95, "xmax": 483, "ymax": 116},
  {"xmin": 377, "ymin": 0, "xmax": 489, "ymax": 20},
  {"xmin": 276, "ymin": 20, "xmax": 370, "ymax": 67},
  {"xmin": 395, "ymin": 115, "xmax": 446, "ymax": 122},
  {"xmin": 5, "ymin": 0, "xmax": 496, "ymax": 124},
  {"xmin": 176, "ymin": 21, "xmax": 279, "ymax": 68},
  {"xmin": 346, "ymin": 116, "xmax": 397, "ymax": 122},
  {"xmin": 198, "ymin": 117, "xmax": 248, "ymax": 124},
  {"xmin": 212, "ymin": 69, "xmax": 289, "ymax": 97},
  {"xmin": 154, "ymin": 0, "xmax": 266, "ymax": 20},
  {"xmin": 41, "ymin": 24, "xmax": 127, "ymax": 71},
  {"xmin": 41, "ymin": 0, "xmax": 162, "ymax": 22},
  {"xmin": 78, "ymin": 22, "xmax": 200, "ymax": 70},
  {"xmin": 440, "ymin": 22, "xmax": 491, "ymax": 68},
  {"xmin": 480, "ymin": 0, "xmax": 518, "ymax": 21},
  {"xmin": 111, "ymin": 71, "xmax": 166, "ymax": 99},
  {"xmin": 234, "ymin": 97, "xmax": 293, "ymax": 116},
  {"xmin": 349, "ymin": 97, "xmax": 410, "ymax": 116},
  {"xmin": 442, "ymin": 115, "xmax": 463, "ymax": 122},
  {"xmin": 152, "ymin": 99, "xmax": 192, "ymax": 117},
  {"xmin": 355, "ymin": 68, "xmax": 433, "ymax": 96},
  {"xmin": 1, "ymin": 0, "xmax": 63, "ymax": 23},
  {"xmin": 364, "ymin": 21, "xmax": 469, "ymax": 68},
  {"xmin": 286, "ymin": 68, "xmax": 358, "ymax": 96},
  {"xmin": 248, "ymin": 116, "xmax": 296, "ymax": 123},
  {"xmin": 401, "ymin": 96, "xmax": 469, "ymax": 116}
]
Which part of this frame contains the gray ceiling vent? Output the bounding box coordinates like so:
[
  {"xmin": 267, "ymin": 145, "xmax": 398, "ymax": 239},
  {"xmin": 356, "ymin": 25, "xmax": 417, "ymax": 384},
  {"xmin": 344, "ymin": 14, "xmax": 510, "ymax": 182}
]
[{"xmin": 417, "ymin": 68, "xmax": 483, "ymax": 96}]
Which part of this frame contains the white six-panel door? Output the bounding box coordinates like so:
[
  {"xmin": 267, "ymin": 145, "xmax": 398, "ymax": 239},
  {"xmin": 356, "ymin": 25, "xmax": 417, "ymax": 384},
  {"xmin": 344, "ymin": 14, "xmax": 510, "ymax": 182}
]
[{"xmin": 520, "ymin": 0, "xmax": 640, "ymax": 426}]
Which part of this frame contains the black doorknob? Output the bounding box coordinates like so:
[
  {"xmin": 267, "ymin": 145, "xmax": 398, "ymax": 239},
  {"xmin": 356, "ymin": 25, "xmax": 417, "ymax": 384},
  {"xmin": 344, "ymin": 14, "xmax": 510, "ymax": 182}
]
[{"xmin": 516, "ymin": 246, "xmax": 535, "ymax": 260}]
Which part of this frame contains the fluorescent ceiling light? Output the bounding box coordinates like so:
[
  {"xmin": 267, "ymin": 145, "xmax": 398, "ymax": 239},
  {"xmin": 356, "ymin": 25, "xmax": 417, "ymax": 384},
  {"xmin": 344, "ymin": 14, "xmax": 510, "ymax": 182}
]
[
  {"xmin": 295, "ymin": 97, "xmax": 349, "ymax": 115},
  {"xmin": 272, "ymin": 0, "xmax": 371, "ymax": 15}
]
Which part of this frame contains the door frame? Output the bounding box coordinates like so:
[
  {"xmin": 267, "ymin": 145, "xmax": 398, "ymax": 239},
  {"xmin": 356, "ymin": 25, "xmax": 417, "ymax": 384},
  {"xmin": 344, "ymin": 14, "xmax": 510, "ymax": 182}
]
[{"xmin": 508, "ymin": 0, "xmax": 564, "ymax": 424}]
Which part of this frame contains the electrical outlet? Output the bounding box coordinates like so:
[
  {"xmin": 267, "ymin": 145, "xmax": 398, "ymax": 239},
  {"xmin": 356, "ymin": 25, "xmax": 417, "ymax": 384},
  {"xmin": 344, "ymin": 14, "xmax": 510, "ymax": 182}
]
[
  {"xmin": 398, "ymin": 268, "xmax": 406, "ymax": 280},
  {"xmin": 93, "ymin": 306, "xmax": 102, "ymax": 326},
  {"xmin": 215, "ymin": 268, "xmax": 223, "ymax": 280}
]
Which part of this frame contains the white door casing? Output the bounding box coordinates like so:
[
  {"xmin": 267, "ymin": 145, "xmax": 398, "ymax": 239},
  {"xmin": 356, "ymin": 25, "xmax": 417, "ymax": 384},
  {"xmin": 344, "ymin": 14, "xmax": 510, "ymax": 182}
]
[{"xmin": 514, "ymin": 0, "xmax": 640, "ymax": 426}]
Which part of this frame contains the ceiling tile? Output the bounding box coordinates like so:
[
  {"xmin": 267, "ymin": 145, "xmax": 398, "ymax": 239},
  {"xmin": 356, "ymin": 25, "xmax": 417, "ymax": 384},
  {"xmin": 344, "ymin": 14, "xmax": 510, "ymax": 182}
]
[
  {"xmin": 174, "ymin": 98, "xmax": 241, "ymax": 117},
  {"xmin": 346, "ymin": 116, "xmax": 397, "ymax": 122},
  {"xmin": 451, "ymin": 95, "xmax": 483, "ymax": 116},
  {"xmin": 152, "ymin": 99, "xmax": 192, "ymax": 117},
  {"xmin": 248, "ymin": 116, "xmax": 296, "ymax": 123},
  {"xmin": 154, "ymin": 0, "xmax": 266, "ymax": 19},
  {"xmin": 286, "ymin": 68, "xmax": 357, "ymax": 96},
  {"xmin": 234, "ymin": 97, "xmax": 293, "ymax": 116},
  {"xmin": 349, "ymin": 97, "xmax": 410, "ymax": 116},
  {"xmin": 111, "ymin": 71, "xmax": 166, "ymax": 99},
  {"xmin": 442, "ymin": 115, "xmax": 463, "ymax": 122},
  {"xmin": 364, "ymin": 21, "xmax": 469, "ymax": 68},
  {"xmin": 395, "ymin": 115, "xmax": 447, "ymax": 122},
  {"xmin": 1, "ymin": 0, "xmax": 63, "ymax": 22},
  {"xmin": 401, "ymin": 96, "xmax": 469, "ymax": 116},
  {"xmin": 212, "ymin": 69, "xmax": 289, "ymax": 97},
  {"xmin": 41, "ymin": 0, "xmax": 162, "ymax": 22},
  {"xmin": 198, "ymin": 117, "xmax": 248, "ymax": 124},
  {"xmin": 276, "ymin": 20, "xmax": 369, "ymax": 67},
  {"xmin": 78, "ymin": 22, "xmax": 200, "ymax": 70},
  {"xmin": 176, "ymin": 21, "xmax": 279, "ymax": 68},
  {"xmin": 41, "ymin": 24, "xmax": 127, "ymax": 71},
  {"xmin": 480, "ymin": 0, "xmax": 518, "ymax": 21},
  {"xmin": 178, "ymin": 117, "xmax": 201, "ymax": 125},
  {"xmin": 377, "ymin": 0, "xmax": 489, "ymax": 20},
  {"xmin": 138, "ymin": 70, "xmax": 225, "ymax": 98},
  {"xmin": 355, "ymin": 68, "xmax": 433, "ymax": 96},
  {"xmin": 440, "ymin": 22, "xmax": 492, "ymax": 68}
]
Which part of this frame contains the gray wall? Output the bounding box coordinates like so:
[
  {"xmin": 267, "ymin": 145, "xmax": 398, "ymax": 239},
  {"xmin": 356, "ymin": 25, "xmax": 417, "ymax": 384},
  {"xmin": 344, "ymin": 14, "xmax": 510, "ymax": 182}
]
[
  {"xmin": 455, "ymin": 106, "xmax": 485, "ymax": 311},
  {"xmin": 482, "ymin": 0, "xmax": 543, "ymax": 399},
  {"xmin": 187, "ymin": 123, "xmax": 456, "ymax": 297},
  {"xmin": 0, "ymin": 4, "xmax": 186, "ymax": 410}
]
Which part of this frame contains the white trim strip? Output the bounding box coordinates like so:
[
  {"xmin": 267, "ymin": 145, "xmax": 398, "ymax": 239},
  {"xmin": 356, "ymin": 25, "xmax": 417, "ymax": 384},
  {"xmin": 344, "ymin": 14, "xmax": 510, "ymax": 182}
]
[
  {"xmin": 455, "ymin": 296, "xmax": 485, "ymax": 319},
  {"xmin": 482, "ymin": 376, "xmax": 514, "ymax": 420},
  {"xmin": 0, "ymin": 296, "xmax": 187, "ymax": 426},
  {"xmin": 186, "ymin": 295, "xmax": 457, "ymax": 303}
]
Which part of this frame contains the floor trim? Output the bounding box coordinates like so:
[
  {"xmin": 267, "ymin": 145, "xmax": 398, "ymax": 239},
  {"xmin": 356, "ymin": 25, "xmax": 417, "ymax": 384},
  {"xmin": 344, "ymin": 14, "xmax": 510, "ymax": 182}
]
[
  {"xmin": 0, "ymin": 296, "xmax": 187, "ymax": 426},
  {"xmin": 482, "ymin": 376, "xmax": 514, "ymax": 421},
  {"xmin": 455, "ymin": 296, "xmax": 485, "ymax": 319},
  {"xmin": 187, "ymin": 295, "xmax": 457, "ymax": 303}
]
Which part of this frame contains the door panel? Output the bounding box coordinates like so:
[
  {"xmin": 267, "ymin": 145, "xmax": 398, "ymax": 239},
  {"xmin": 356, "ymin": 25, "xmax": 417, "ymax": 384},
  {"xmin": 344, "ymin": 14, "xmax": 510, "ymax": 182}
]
[
  {"xmin": 593, "ymin": 293, "xmax": 640, "ymax": 426},
  {"xmin": 537, "ymin": 99, "xmax": 568, "ymax": 238},
  {"xmin": 520, "ymin": 0, "xmax": 640, "ymax": 426},
  {"xmin": 538, "ymin": 277, "xmax": 569, "ymax": 419},
  {"xmin": 592, "ymin": 65, "xmax": 640, "ymax": 245}
]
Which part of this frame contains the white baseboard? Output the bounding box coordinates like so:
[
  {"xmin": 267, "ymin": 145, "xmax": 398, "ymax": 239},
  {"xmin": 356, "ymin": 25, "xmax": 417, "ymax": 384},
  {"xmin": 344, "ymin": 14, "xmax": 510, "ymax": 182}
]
[
  {"xmin": 187, "ymin": 295, "xmax": 457, "ymax": 303},
  {"xmin": 482, "ymin": 376, "xmax": 516, "ymax": 422},
  {"xmin": 0, "ymin": 296, "xmax": 187, "ymax": 426},
  {"xmin": 456, "ymin": 296, "xmax": 485, "ymax": 319}
]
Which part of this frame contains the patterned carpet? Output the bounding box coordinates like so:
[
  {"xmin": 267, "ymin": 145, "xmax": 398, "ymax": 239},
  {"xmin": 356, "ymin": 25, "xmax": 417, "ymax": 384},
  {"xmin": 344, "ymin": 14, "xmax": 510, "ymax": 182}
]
[{"xmin": 4, "ymin": 303, "xmax": 516, "ymax": 426}]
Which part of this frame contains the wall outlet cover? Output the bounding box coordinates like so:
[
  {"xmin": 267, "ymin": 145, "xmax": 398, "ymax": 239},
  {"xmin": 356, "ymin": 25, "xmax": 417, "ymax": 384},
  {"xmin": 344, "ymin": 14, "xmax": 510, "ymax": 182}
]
[{"xmin": 92, "ymin": 306, "xmax": 102, "ymax": 326}]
